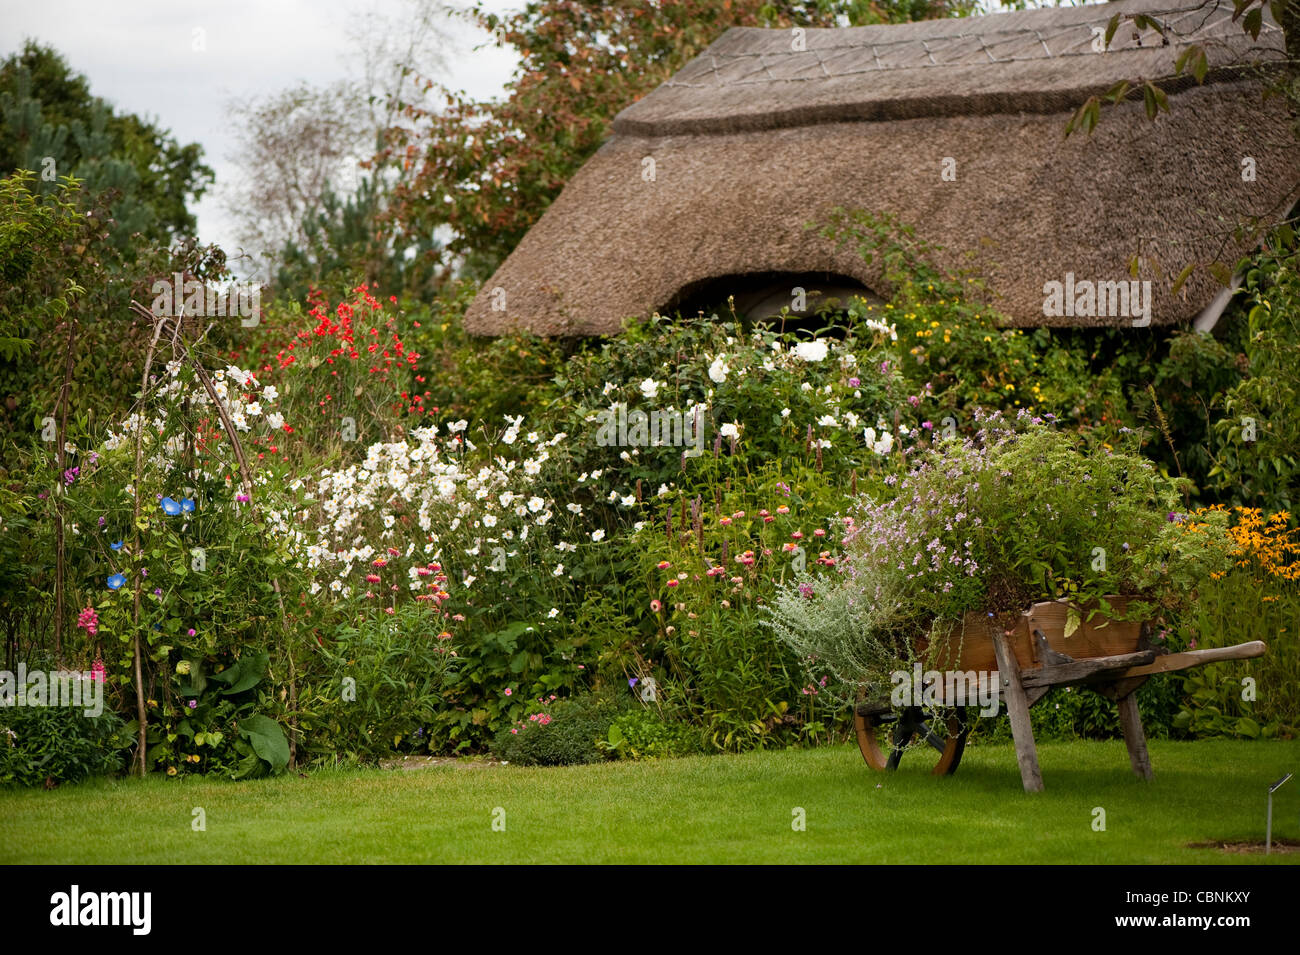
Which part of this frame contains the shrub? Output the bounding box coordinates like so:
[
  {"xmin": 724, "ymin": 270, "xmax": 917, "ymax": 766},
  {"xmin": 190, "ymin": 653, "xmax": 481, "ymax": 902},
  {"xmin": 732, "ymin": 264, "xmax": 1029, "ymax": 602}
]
[
  {"xmin": 490, "ymin": 694, "xmax": 618, "ymax": 766},
  {"xmin": 0, "ymin": 675, "xmax": 131, "ymax": 786}
]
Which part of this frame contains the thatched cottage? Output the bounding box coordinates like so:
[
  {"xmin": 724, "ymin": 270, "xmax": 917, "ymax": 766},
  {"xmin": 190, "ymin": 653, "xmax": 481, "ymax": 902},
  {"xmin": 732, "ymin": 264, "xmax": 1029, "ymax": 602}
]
[{"xmin": 465, "ymin": 0, "xmax": 1300, "ymax": 336}]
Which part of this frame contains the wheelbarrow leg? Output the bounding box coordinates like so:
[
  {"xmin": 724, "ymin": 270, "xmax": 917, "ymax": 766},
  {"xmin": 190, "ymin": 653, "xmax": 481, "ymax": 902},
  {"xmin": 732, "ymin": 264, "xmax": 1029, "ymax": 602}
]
[
  {"xmin": 991, "ymin": 627, "xmax": 1044, "ymax": 793},
  {"xmin": 1116, "ymin": 692, "xmax": 1154, "ymax": 781}
]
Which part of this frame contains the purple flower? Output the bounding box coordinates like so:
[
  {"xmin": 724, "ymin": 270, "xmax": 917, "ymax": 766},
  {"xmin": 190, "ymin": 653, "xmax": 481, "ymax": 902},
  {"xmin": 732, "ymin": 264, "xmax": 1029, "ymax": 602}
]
[
  {"xmin": 188, "ymin": 700, "xmax": 197, "ymax": 709},
  {"xmin": 236, "ymin": 493, "xmax": 250, "ymax": 503},
  {"xmin": 848, "ymin": 377, "xmax": 860, "ymax": 388},
  {"xmin": 628, "ymin": 677, "xmax": 638, "ymax": 688},
  {"xmin": 153, "ymin": 588, "xmax": 162, "ymax": 596}
]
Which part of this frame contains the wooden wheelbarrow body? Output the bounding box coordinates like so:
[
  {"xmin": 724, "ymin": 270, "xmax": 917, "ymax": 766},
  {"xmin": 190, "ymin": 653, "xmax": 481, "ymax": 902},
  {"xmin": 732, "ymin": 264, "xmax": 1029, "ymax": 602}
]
[{"xmin": 854, "ymin": 597, "xmax": 1267, "ymax": 791}]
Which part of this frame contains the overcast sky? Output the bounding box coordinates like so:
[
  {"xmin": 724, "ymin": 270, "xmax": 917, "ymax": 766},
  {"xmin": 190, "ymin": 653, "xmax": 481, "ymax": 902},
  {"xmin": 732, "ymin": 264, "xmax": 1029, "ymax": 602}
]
[{"xmin": 0, "ymin": 0, "xmax": 521, "ymax": 257}]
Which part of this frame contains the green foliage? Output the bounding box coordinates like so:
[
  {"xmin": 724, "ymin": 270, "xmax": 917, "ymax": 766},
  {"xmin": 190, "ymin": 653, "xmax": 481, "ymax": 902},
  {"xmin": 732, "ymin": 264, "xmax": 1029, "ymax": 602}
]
[
  {"xmin": 1207, "ymin": 233, "xmax": 1300, "ymax": 511},
  {"xmin": 140, "ymin": 651, "xmax": 289, "ymax": 779},
  {"xmin": 299, "ymin": 601, "xmax": 457, "ymax": 762},
  {"xmin": 0, "ymin": 677, "xmax": 130, "ymax": 787},
  {"xmin": 490, "ymin": 693, "xmax": 619, "ymax": 766},
  {"xmin": 599, "ymin": 707, "xmax": 704, "ymax": 759}
]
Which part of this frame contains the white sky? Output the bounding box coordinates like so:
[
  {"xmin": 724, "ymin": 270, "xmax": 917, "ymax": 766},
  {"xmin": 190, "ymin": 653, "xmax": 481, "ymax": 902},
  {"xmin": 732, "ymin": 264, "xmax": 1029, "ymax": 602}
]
[{"xmin": 0, "ymin": 0, "xmax": 522, "ymax": 257}]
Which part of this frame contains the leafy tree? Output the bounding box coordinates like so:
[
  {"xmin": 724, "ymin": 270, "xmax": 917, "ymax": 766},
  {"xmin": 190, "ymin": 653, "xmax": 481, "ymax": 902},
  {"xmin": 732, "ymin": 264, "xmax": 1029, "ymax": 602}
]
[{"xmin": 0, "ymin": 41, "xmax": 214, "ymax": 247}]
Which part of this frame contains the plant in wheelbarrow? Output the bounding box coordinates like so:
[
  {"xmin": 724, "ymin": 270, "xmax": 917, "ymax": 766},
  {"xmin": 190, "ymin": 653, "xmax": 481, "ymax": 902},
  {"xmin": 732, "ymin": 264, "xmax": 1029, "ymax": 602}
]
[{"xmin": 764, "ymin": 410, "xmax": 1243, "ymax": 782}]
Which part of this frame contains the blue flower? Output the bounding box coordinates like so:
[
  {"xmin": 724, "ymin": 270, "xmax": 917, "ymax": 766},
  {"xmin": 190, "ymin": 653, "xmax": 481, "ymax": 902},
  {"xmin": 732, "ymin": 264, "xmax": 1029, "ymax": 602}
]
[
  {"xmin": 110, "ymin": 540, "xmax": 123, "ymax": 551},
  {"xmin": 161, "ymin": 497, "xmax": 182, "ymax": 516},
  {"xmin": 182, "ymin": 498, "xmax": 196, "ymax": 513},
  {"xmin": 107, "ymin": 573, "xmax": 127, "ymax": 590},
  {"xmin": 628, "ymin": 677, "xmax": 639, "ymax": 688}
]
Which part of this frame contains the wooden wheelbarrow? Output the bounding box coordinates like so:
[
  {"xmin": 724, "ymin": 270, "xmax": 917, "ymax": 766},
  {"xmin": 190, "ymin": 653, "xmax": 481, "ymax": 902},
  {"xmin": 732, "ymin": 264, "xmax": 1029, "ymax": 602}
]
[{"xmin": 853, "ymin": 597, "xmax": 1267, "ymax": 792}]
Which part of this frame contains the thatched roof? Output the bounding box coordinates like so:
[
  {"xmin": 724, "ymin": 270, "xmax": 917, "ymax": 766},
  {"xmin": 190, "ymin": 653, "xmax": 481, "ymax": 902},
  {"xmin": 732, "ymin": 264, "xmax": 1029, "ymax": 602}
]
[{"xmin": 466, "ymin": 0, "xmax": 1300, "ymax": 337}]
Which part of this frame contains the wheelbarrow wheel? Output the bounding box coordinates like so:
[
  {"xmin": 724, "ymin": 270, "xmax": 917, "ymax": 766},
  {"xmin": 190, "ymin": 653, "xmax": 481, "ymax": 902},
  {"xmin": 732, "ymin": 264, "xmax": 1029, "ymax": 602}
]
[{"xmin": 854, "ymin": 701, "xmax": 971, "ymax": 776}]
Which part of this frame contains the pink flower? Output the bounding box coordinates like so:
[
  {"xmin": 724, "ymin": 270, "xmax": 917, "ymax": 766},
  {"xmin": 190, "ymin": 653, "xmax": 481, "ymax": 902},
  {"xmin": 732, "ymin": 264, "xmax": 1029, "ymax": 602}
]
[
  {"xmin": 657, "ymin": 561, "xmax": 671, "ymax": 570},
  {"xmin": 667, "ymin": 579, "xmax": 679, "ymax": 588},
  {"xmin": 76, "ymin": 607, "xmax": 99, "ymax": 637},
  {"xmin": 90, "ymin": 659, "xmax": 106, "ymax": 683},
  {"xmin": 650, "ymin": 599, "xmax": 663, "ymax": 612},
  {"xmin": 504, "ymin": 688, "xmax": 512, "ymax": 696}
]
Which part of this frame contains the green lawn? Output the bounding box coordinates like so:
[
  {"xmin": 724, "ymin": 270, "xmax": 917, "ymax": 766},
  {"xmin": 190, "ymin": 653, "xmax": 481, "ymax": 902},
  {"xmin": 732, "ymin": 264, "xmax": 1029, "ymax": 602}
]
[{"xmin": 3, "ymin": 740, "xmax": 1299, "ymax": 864}]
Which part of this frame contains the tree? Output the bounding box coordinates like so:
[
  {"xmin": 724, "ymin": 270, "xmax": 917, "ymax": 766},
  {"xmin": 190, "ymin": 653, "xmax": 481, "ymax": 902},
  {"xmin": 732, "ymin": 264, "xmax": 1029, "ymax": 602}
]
[
  {"xmin": 220, "ymin": 0, "xmax": 452, "ymax": 283},
  {"xmin": 0, "ymin": 41, "xmax": 214, "ymax": 247}
]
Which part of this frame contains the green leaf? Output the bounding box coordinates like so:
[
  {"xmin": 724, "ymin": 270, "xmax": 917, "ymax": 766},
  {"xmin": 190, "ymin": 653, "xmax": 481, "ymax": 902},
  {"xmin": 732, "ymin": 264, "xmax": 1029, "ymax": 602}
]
[
  {"xmin": 237, "ymin": 714, "xmax": 289, "ymax": 773},
  {"xmin": 1104, "ymin": 13, "xmax": 1120, "ymax": 47},
  {"xmin": 1243, "ymin": 7, "xmax": 1262, "ymax": 40},
  {"xmin": 210, "ymin": 652, "xmax": 269, "ymax": 695},
  {"xmin": 1170, "ymin": 261, "xmax": 1196, "ymax": 295}
]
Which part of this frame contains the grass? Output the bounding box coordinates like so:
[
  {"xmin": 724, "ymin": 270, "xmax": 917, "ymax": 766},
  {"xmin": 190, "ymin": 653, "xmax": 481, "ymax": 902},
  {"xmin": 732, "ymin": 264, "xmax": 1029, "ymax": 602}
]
[{"xmin": 3, "ymin": 740, "xmax": 1299, "ymax": 864}]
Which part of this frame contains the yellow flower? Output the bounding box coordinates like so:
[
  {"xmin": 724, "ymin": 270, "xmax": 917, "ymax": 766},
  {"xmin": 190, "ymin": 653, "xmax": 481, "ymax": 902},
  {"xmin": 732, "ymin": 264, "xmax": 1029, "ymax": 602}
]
[{"xmin": 166, "ymin": 766, "xmax": 177, "ymax": 776}]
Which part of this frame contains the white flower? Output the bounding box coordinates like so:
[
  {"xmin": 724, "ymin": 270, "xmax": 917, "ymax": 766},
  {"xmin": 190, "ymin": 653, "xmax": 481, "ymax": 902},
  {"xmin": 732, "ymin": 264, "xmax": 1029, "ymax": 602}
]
[
  {"xmin": 780, "ymin": 408, "xmax": 791, "ymax": 418},
  {"xmin": 620, "ymin": 495, "xmax": 635, "ymax": 506},
  {"xmin": 499, "ymin": 491, "xmax": 515, "ymax": 507},
  {"xmin": 719, "ymin": 422, "xmax": 741, "ymax": 439},
  {"xmin": 794, "ymin": 341, "xmax": 829, "ymax": 362},
  {"xmin": 483, "ymin": 514, "xmax": 498, "ymax": 528},
  {"xmin": 640, "ymin": 378, "xmax": 661, "ymax": 399},
  {"xmin": 547, "ymin": 608, "xmax": 560, "ymax": 619},
  {"xmin": 449, "ymin": 419, "xmax": 469, "ymax": 434},
  {"xmin": 566, "ymin": 502, "xmax": 583, "ymax": 514},
  {"xmin": 874, "ymin": 431, "xmax": 894, "ymax": 455},
  {"xmin": 602, "ymin": 381, "xmax": 617, "ymax": 396},
  {"xmin": 527, "ymin": 496, "xmax": 545, "ymax": 513},
  {"xmin": 261, "ymin": 385, "xmax": 279, "ymax": 402},
  {"xmin": 591, "ymin": 529, "xmax": 606, "ymax": 542},
  {"xmin": 246, "ymin": 401, "xmax": 263, "ymax": 417},
  {"xmin": 817, "ymin": 414, "xmax": 837, "ymax": 428},
  {"xmin": 266, "ymin": 411, "xmax": 285, "ymax": 430},
  {"xmin": 552, "ymin": 564, "xmax": 565, "ymax": 577},
  {"xmin": 708, "ymin": 356, "xmax": 729, "ymax": 383},
  {"xmin": 864, "ymin": 427, "xmax": 877, "ymax": 446}
]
